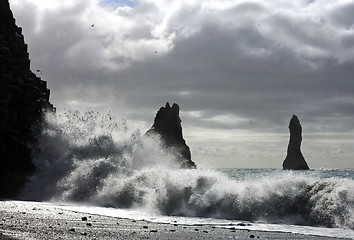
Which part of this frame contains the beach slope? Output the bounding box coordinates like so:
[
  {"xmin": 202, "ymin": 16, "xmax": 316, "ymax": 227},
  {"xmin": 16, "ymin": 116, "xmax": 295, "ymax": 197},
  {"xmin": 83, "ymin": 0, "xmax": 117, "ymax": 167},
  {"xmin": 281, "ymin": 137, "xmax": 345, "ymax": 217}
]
[{"xmin": 0, "ymin": 200, "xmax": 351, "ymax": 240}]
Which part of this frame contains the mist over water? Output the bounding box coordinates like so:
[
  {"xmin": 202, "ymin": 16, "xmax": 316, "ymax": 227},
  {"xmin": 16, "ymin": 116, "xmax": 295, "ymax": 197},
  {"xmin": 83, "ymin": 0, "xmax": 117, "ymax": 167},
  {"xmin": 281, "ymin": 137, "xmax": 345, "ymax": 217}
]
[{"xmin": 20, "ymin": 111, "xmax": 354, "ymax": 230}]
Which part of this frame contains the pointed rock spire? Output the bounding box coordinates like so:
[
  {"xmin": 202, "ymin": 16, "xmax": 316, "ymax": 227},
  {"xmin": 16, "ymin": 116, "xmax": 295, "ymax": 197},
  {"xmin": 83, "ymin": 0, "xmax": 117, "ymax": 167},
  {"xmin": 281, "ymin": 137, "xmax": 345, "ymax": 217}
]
[
  {"xmin": 283, "ymin": 115, "xmax": 309, "ymax": 170},
  {"xmin": 146, "ymin": 102, "xmax": 196, "ymax": 168}
]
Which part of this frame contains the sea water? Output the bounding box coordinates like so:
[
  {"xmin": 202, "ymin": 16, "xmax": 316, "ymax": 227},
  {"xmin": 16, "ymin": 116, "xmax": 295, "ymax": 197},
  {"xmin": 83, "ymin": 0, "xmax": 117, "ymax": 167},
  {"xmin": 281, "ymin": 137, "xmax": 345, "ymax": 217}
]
[{"xmin": 19, "ymin": 111, "xmax": 354, "ymax": 239}]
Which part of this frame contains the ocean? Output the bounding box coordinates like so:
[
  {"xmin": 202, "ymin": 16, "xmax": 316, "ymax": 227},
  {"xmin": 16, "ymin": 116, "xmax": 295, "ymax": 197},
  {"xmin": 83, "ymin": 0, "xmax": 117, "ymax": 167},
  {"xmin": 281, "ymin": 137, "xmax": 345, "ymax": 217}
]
[{"xmin": 18, "ymin": 111, "xmax": 354, "ymax": 239}]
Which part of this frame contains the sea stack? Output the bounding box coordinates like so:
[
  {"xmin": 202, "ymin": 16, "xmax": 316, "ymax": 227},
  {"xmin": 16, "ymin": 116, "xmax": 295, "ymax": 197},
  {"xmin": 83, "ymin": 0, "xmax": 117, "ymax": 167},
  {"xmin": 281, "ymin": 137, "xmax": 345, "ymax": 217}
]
[
  {"xmin": 146, "ymin": 102, "xmax": 196, "ymax": 168},
  {"xmin": 283, "ymin": 115, "xmax": 309, "ymax": 170},
  {"xmin": 0, "ymin": 0, "xmax": 55, "ymax": 198}
]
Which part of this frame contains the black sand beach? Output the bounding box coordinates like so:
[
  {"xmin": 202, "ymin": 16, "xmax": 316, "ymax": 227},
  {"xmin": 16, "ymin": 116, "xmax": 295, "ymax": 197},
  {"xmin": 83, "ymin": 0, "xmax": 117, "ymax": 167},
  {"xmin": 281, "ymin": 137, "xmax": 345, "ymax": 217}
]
[{"xmin": 0, "ymin": 200, "xmax": 351, "ymax": 240}]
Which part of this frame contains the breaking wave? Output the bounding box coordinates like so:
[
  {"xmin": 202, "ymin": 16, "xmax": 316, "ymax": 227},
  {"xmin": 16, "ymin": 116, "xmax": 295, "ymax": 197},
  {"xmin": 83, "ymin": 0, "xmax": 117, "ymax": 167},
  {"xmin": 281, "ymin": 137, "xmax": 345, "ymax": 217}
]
[{"xmin": 20, "ymin": 111, "xmax": 354, "ymax": 230}]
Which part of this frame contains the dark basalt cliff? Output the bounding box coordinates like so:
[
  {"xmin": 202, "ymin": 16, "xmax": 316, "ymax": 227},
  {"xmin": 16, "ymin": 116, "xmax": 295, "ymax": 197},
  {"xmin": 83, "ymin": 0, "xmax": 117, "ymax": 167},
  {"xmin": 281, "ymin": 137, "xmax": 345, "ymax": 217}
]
[
  {"xmin": 146, "ymin": 102, "xmax": 196, "ymax": 168},
  {"xmin": 283, "ymin": 115, "xmax": 309, "ymax": 170},
  {"xmin": 0, "ymin": 0, "xmax": 55, "ymax": 198}
]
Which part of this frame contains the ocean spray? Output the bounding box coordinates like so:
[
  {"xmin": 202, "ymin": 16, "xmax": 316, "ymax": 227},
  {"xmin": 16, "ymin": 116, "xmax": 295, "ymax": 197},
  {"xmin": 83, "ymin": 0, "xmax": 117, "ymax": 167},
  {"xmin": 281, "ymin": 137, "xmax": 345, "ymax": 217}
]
[{"xmin": 19, "ymin": 111, "xmax": 354, "ymax": 230}]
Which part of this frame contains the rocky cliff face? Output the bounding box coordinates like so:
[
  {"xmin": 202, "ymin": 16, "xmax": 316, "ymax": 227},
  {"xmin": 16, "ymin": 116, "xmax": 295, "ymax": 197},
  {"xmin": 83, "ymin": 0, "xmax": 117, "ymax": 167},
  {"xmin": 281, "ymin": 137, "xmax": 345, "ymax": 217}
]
[
  {"xmin": 0, "ymin": 0, "xmax": 55, "ymax": 198},
  {"xmin": 283, "ymin": 115, "xmax": 309, "ymax": 170},
  {"xmin": 146, "ymin": 102, "xmax": 196, "ymax": 168}
]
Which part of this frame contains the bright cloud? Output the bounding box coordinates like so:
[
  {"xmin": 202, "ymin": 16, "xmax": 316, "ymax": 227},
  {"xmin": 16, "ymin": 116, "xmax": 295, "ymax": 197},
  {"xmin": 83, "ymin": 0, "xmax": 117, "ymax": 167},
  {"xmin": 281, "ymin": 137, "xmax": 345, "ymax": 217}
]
[{"xmin": 10, "ymin": 0, "xmax": 354, "ymax": 168}]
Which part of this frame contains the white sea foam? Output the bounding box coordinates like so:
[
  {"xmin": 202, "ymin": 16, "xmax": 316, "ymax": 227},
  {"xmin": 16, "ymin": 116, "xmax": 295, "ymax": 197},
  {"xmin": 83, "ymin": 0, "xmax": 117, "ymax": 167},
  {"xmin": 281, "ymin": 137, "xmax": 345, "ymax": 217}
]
[{"xmin": 19, "ymin": 111, "xmax": 354, "ymax": 232}]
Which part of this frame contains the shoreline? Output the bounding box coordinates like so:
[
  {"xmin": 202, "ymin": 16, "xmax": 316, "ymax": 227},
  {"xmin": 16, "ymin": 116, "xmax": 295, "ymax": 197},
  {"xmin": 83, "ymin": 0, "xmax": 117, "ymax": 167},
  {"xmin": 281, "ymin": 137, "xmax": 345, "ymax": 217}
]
[{"xmin": 0, "ymin": 200, "xmax": 352, "ymax": 240}]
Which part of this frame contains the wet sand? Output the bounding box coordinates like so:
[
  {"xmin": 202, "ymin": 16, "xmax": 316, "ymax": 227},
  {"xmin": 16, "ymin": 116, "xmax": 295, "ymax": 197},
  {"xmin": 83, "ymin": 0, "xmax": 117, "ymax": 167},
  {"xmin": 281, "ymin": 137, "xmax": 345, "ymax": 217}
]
[{"xmin": 0, "ymin": 200, "xmax": 350, "ymax": 240}]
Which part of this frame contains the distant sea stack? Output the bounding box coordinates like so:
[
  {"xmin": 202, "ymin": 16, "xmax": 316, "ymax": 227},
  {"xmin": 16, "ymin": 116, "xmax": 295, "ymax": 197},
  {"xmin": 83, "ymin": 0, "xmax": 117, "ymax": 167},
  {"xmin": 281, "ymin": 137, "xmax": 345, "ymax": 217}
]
[
  {"xmin": 283, "ymin": 115, "xmax": 309, "ymax": 170},
  {"xmin": 146, "ymin": 102, "xmax": 196, "ymax": 168},
  {"xmin": 0, "ymin": 0, "xmax": 55, "ymax": 198}
]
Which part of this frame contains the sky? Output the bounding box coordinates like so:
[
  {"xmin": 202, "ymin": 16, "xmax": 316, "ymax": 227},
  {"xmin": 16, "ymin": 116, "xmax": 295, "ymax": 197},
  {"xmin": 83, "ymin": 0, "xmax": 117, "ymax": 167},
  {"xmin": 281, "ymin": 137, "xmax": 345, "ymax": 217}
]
[{"xmin": 10, "ymin": 0, "xmax": 354, "ymax": 169}]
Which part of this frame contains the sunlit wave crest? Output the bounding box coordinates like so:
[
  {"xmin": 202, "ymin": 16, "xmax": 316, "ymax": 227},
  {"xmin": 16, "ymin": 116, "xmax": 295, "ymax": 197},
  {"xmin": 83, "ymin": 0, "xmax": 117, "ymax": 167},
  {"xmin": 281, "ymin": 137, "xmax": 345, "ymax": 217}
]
[{"xmin": 19, "ymin": 111, "xmax": 354, "ymax": 230}]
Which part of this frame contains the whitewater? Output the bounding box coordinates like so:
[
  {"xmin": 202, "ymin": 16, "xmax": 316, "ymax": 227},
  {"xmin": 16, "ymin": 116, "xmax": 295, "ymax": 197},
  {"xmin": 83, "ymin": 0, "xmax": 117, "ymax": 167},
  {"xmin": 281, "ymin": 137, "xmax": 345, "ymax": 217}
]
[{"xmin": 18, "ymin": 111, "xmax": 354, "ymax": 239}]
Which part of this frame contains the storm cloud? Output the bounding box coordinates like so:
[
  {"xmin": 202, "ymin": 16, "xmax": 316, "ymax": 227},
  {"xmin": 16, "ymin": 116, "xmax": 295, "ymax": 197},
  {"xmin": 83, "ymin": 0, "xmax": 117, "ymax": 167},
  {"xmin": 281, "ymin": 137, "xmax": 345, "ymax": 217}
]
[{"xmin": 10, "ymin": 0, "xmax": 354, "ymax": 168}]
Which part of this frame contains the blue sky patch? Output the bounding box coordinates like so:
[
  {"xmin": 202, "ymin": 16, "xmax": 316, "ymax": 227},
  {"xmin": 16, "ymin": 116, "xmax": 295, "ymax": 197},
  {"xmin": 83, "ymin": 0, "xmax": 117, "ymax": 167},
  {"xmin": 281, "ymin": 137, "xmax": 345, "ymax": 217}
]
[{"xmin": 99, "ymin": 0, "xmax": 137, "ymax": 8}]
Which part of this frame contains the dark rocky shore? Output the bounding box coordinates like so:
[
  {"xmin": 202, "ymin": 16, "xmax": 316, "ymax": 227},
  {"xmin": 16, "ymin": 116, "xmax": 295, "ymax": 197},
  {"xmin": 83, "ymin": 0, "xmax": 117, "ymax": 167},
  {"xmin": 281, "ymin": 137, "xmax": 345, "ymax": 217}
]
[
  {"xmin": 1, "ymin": 200, "xmax": 349, "ymax": 240},
  {"xmin": 0, "ymin": 0, "xmax": 55, "ymax": 198}
]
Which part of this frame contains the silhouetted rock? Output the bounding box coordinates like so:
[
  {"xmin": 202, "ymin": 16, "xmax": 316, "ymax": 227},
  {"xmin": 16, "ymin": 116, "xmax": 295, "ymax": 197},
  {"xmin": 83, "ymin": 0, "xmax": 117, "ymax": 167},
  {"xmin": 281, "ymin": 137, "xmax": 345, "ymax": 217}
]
[
  {"xmin": 146, "ymin": 102, "xmax": 196, "ymax": 168},
  {"xmin": 283, "ymin": 115, "xmax": 309, "ymax": 170},
  {"xmin": 0, "ymin": 0, "xmax": 55, "ymax": 198}
]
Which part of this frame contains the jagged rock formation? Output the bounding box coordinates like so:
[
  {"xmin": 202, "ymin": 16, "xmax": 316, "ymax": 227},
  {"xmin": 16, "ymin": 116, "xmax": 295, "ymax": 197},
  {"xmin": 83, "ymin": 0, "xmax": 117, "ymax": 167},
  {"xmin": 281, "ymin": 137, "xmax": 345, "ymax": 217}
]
[
  {"xmin": 146, "ymin": 102, "xmax": 196, "ymax": 168},
  {"xmin": 0, "ymin": 0, "xmax": 55, "ymax": 198},
  {"xmin": 283, "ymin": 115, "xmax": 309, "ymax": 170}
]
